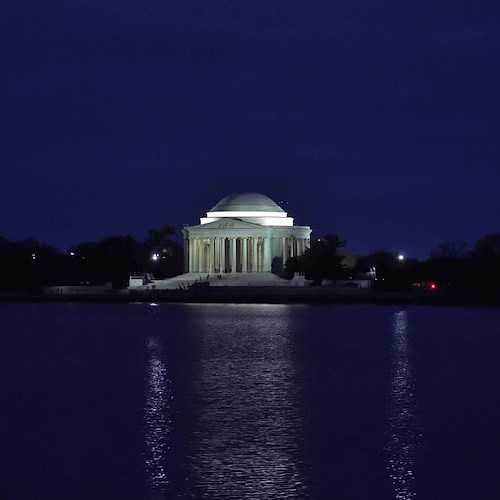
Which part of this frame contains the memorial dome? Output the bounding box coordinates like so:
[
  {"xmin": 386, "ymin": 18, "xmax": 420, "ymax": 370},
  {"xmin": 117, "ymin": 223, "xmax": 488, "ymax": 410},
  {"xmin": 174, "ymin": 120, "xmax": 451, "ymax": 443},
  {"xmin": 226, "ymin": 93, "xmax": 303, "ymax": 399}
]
[{"xmin": 209, "ymin": 193, "xmax": 285, "ymax": 214}]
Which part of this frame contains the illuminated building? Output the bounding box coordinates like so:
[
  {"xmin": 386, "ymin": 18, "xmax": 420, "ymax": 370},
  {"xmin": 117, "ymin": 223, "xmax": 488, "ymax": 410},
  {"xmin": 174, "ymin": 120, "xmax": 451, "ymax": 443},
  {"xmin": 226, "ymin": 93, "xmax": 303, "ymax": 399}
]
[{"xmin": 182, "ymin": 193, "xmax": 311, "ymax": 274}]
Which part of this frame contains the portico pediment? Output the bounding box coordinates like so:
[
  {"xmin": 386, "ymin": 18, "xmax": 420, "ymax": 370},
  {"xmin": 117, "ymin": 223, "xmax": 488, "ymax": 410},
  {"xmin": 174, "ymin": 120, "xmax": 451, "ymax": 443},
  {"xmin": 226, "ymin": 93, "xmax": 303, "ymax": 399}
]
[{"xmin": 188, "ymin": 218, "xmax": 264, "ymax": 231}]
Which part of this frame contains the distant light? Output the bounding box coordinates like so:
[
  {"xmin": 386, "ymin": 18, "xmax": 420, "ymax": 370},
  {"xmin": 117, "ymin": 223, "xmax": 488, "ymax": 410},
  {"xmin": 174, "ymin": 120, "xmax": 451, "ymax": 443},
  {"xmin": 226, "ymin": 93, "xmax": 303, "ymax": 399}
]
[
  {"xmin": 31, "ymin": 253, "xmax": 36, "ymax": 260},
  {"xmin": 429, "ymin": 282, "xmax": 437, "ymax": 290},
  {"xmin": 70, "ymin": 252, "xmax": 75, "ymax": 257},
  {"xmin": 151, "ymin": 253, "xmax": 160, "ymax": 261},
  {"xmin": 398, "ymin": 254, "xmax": 405, "ymax": 261}
]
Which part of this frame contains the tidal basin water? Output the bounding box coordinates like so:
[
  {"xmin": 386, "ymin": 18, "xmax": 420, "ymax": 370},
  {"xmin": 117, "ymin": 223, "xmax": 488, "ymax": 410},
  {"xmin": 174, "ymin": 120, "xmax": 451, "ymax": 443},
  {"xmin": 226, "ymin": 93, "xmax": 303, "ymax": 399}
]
[{"xmin": 2, "ymin": 303, "xmax": 500, "ymax": 499}]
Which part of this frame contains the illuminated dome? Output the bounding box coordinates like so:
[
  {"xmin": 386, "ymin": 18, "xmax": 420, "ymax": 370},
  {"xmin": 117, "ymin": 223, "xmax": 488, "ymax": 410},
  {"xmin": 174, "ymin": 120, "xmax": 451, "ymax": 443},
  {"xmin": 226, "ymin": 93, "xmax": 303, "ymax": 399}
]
[
  {"xmin": 209, "ymin": 193, "xmax": 285, "ymax": 213},
  {"xmin": 200, "ymin": 192, "xmax": 293, "ymax": 226}
]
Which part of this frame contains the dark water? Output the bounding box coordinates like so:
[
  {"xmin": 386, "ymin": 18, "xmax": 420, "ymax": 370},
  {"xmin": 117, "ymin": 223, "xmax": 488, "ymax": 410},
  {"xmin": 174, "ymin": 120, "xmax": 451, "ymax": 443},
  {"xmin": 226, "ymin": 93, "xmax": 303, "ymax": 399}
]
[{"xmin": 1, "ymin": 303, "xmax": 500, "ymax": 499}]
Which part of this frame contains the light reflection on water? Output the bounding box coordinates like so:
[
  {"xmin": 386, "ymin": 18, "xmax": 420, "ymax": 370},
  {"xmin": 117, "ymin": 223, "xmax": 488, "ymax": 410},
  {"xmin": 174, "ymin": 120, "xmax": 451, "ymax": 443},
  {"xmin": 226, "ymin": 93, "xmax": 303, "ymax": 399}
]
[
  {"xmin": 144, "ymin": 336, "xmax": 171, "ymax": 499},
  {"xmin": 386, "ymin": 310, "xmax": 422, "ymax": 499},
  {"xmin": 187, "ymin": 304, "xmax": 307, "ymax": 499}
]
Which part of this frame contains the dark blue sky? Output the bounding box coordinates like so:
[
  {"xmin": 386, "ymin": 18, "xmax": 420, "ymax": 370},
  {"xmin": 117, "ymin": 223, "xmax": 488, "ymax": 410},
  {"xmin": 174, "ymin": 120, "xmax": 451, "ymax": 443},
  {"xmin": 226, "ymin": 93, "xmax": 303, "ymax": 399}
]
[{"xmin": 2, "ymin": 0, "xmax": 499, "ymax": 258}]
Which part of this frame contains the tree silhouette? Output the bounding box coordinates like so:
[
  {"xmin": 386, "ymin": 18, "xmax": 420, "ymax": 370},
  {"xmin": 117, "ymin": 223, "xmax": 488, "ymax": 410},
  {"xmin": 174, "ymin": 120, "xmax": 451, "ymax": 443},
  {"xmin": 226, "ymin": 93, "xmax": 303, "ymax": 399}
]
[{"xmin": 285, "ymin": 234, "xmax": 346, "ymax": 284}]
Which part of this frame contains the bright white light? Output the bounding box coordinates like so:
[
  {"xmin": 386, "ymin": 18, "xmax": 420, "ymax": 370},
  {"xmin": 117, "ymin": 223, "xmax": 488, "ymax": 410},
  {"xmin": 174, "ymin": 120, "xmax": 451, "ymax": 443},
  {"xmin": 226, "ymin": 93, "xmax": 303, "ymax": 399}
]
[
  {"xmin": 398, "ymin": 254, "xmax": 405, "ymax": 261},
  {"xmin": 151, "ymin": 253, "xmax": 160, "ymax": 261},
  {"xmin": 70, "ymin": 252, "xmax": 75, "ymax": 257},
  {"xmin": 31, "ymin": 253, "xmax": 36, "ymax": 260},
  {"xmin": 207, "ymin": 210, "xmax": 288, "ymax": 218},
  {"xmin": 200, "ymin": 215, "xmax": 294, "ymax": 226}
]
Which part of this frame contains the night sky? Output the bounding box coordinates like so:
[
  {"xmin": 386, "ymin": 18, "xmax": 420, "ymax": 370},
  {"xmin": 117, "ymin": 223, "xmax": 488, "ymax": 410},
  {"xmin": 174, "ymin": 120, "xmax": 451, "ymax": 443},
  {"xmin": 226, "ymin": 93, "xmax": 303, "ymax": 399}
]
[{"xmin": 2, "ymin": 0, "xmax": 499, "ymax": 258}]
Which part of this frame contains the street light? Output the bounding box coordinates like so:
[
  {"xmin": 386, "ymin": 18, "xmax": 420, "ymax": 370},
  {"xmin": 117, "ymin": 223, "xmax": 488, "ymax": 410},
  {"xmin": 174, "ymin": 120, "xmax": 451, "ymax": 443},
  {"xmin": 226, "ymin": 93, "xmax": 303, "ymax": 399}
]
[{"xmin": 398, "ymin": 254, "xmax": 405, "ymax": 261}]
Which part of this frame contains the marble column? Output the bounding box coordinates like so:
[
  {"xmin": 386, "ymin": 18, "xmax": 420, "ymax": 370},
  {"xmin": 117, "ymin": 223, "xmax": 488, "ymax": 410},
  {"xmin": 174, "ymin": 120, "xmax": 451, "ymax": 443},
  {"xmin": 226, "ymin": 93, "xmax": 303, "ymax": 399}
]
[
  {"xmin": 197, "ymin": 241, "xmax": 201, "ymax": 273},
  {"xmin": 192, "ymin": 238, "xmax": 197, "ymax": 273},
  {"xmin": 213, "ymin": 238, "xmax": 217, "ymax": 272},
  {"xmin": 210, "ymin": 238, "xmax": 215, "ymax": 273},
  {"xmin": 252, "ymin": 238, "xmax": 258, "ymax": 272},
  {"xmin": 242, "ymin": 238, "xmax": 248, "ymax": 272},
  {"xmin": 215, "ymin": 238, "xmax": 220, "ymax": 272},
  {"xmin": 230, "ymin": 238, "xmax": 237, "ymax": 273},
  {"xmin": 263, "ymin": 237, "xmax": 271, "ymax": 272},
  {"xmin": 220, "ymin": 238, "xmax": 226, "ymax": 273},
  {"xmin": 188, "ymin": 238, "xmax": 194, "ymax": 272},
  {"xmin": 198, "ymin": 240, "xmax": 204, "ymax": 273}
]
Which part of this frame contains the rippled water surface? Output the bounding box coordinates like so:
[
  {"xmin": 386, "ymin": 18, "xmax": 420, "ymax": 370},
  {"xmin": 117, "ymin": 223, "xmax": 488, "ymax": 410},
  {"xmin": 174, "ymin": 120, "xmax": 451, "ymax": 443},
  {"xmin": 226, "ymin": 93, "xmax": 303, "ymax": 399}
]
[{"xmin": 1, "ymin": 303, "xmax": 500, "ymax": 499}]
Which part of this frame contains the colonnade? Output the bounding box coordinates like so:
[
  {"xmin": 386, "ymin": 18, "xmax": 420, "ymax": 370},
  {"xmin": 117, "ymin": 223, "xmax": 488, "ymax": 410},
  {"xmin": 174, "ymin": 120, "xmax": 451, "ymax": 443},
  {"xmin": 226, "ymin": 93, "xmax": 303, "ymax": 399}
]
[
  {"xmin": 187, "ymin": 236, "xmax": 310, "ymax": 274},
  {"xmin": 188, "ymin": 236, "xmax": 270, "ymax": 274}
]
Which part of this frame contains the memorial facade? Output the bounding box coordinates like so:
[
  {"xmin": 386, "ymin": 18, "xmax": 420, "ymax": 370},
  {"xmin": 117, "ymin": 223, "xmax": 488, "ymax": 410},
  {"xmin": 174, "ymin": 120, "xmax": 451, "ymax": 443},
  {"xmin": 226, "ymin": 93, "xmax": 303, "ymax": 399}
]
[{"xmin": 182, "ymin": 193, "xmax": 312, "ymax": 274}]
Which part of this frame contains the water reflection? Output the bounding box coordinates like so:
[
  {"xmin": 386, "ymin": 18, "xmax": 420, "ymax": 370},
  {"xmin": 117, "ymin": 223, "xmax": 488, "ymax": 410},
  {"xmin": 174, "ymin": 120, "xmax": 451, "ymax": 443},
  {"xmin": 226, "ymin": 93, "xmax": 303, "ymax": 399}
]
[
  {"xmin": 188, "ymin": 304, "xmax": 307, "ymax": 499},
  {"xmin": 386, "ymin": 310, "xmax": 422, "ymax": 499},
  {"xmin": 144, "ymin": 336, "xmax": 171, "ymax": 499}
]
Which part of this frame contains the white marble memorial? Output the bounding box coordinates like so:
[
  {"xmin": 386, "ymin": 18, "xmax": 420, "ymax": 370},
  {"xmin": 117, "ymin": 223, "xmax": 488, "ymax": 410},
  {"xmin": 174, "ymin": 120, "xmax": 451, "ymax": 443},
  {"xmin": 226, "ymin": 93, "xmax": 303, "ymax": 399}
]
[{"xmin": 182, "ymin": 193, "xmax": 312, "ymax": 274}]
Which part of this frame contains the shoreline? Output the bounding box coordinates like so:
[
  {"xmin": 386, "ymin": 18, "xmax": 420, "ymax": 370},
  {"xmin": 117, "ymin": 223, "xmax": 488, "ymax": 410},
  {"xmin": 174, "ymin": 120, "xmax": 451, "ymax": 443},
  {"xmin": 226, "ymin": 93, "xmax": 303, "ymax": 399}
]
[{"xmin": 1, "ymin": 287, "xmax": 498, "ymax": 307}]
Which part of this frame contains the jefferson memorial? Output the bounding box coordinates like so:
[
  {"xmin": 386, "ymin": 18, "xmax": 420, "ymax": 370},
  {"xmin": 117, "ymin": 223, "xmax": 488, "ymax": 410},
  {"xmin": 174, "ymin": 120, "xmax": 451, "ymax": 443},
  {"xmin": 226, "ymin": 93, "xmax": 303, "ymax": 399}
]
[
  {"xmin": 130, "ymin": 192, "xmax": 312, "ymax": 288},
  {"xmin": 182, "ymin": 193, "xmax": 312, "ymax": 275}
]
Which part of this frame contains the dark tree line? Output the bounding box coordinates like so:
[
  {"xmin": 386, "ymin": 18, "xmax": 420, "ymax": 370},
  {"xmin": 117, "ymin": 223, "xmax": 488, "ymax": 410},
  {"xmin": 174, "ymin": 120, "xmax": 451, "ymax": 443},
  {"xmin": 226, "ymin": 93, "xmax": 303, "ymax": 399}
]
[
  {"xmin": 2, "ymin": 227, "xmax": 500, "ymax": 298},
  {"xmin": 0, "ymin": 225, "xmax": 183, "ymax": 290},
  {"xmin": 420, "ymin": 234, "xmax": 500, "ymax": 297},
  {"xmin": 284, "ymin": 232, "xmax": 500, "ymax": 298}
]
